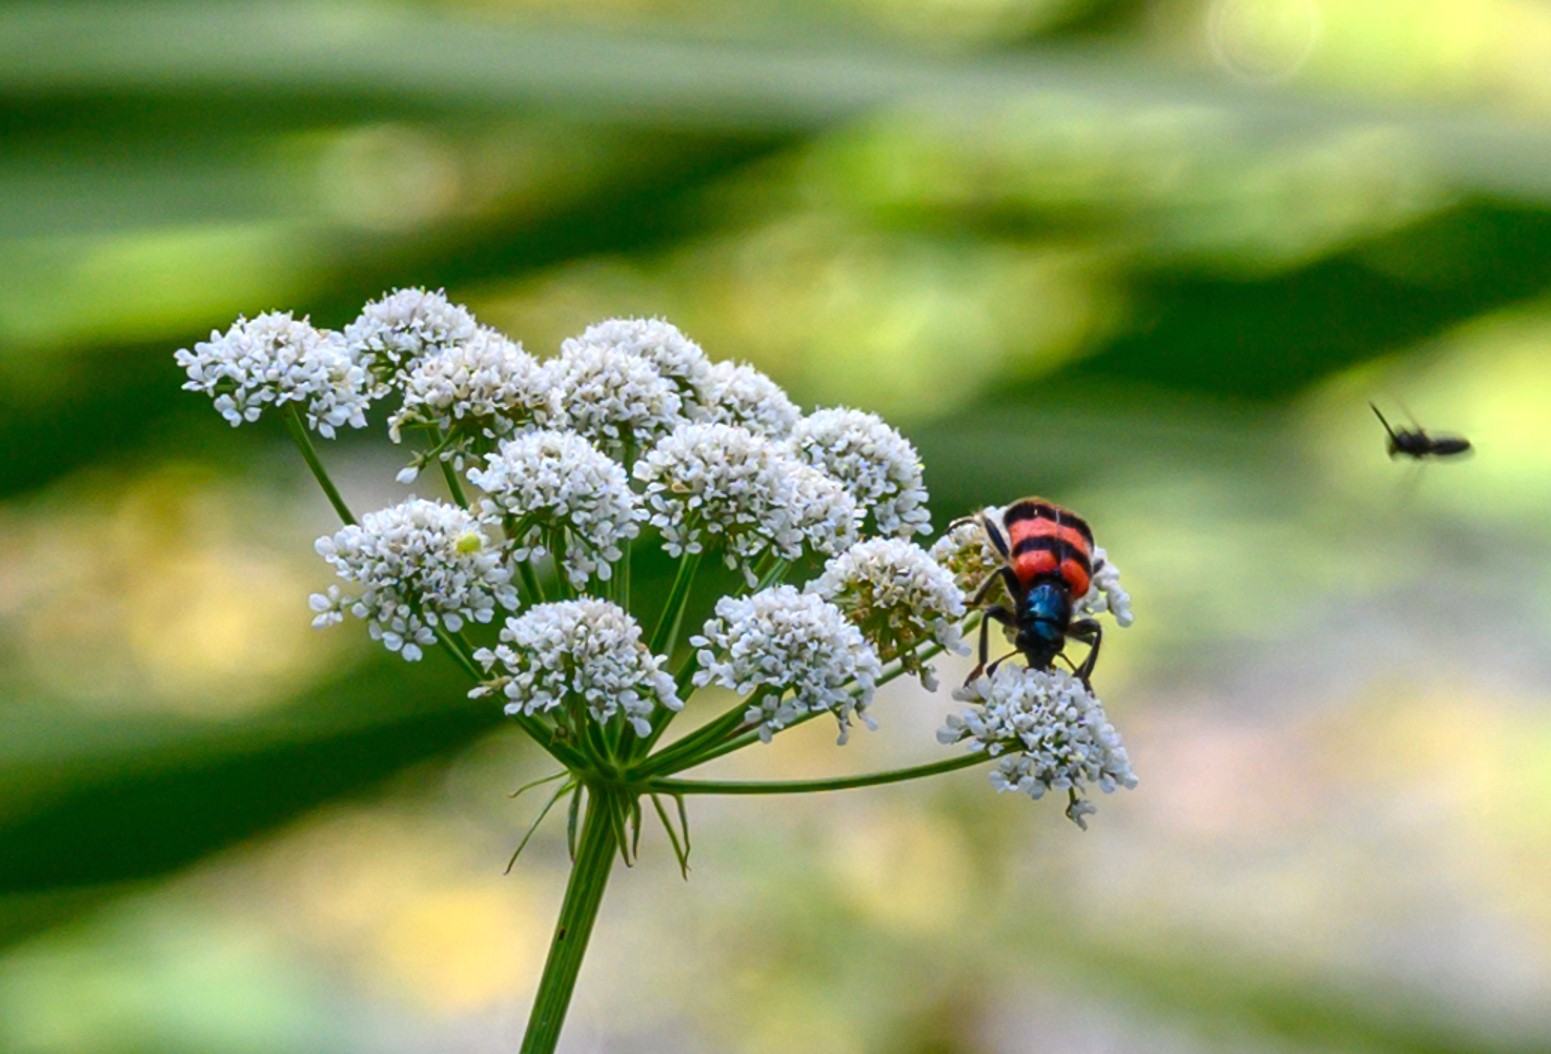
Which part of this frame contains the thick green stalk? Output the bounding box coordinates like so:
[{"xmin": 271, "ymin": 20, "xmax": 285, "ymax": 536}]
[
  {"xmin": 283, "ymin": 407, "xmax": 356, "ymax": 524},
  {"xmin": 519, "ymin": 790, "xmax": 619, "ymax": 1054},
  {"xmin": 647, "ymin": 752, "xmax": 990, "ymax": 796}
]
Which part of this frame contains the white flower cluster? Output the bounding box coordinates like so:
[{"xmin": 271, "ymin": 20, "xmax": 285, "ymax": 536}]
[
  {"xmin": 704, "ymin": 361, "xmax": 801, "ymax": 437},
  {"xmin": 807, "ymin": 539, "xmax": 968, "ymax": 690},
  {"xmin": 469, "ymin": 430, "xmax": 643, "ymax": 588},
  {"xmin": 939, "ymin": 666, "xmax": 1136, "ymax": 827},
  {"xmin": 312, "ymin": 498, "xmax": 517, "ymax": 661},
  {"xmin": 548, "ymin": 327, "xmax": 687, "ymax": 450},
  {"xmin": 791, "ymin": 408, "xmax": 931, "ymax": 538},
  {"xmin": 174, "ymin": 312, "xmax": 372, "ymax": 437},
  {"xmin": 691, "ymin": 586, "xmax": 882, "ymax": 744},
  {"xmin": 929, "ymin": 514, "xmax": 1003, "ymax": 598},
  {"xmin": 568, "ymin": 317, "xmax": 715, "ymax": 414},
  {"xmin": 344, "ymin": 287, "xmax": 480, "ymax": 381},
  {"xmin": 633, "ymin": 423, "xmax": 858, "ymax": 582},
  {"xmin": 388, "ymin": 327, "xmax": 557, "ymax": 468},
  {"xmin": 471, "ymin": 599, "xmax": 679, "ymax": 736},
  {"xmin": 1079, "ymin": 546, "xmax": 1134, "ymax": 626}
]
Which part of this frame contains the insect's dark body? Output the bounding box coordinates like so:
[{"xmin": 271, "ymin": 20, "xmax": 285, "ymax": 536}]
[
  {"xmin": 1370, "ymin": 403, "xmax": 1472, "ymax": 460},
  {"xmin": 956, "ymin": 497, "xmax": 1103, "ymax": 686}
]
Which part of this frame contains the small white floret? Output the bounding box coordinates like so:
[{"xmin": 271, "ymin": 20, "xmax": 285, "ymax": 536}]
[
  {"xmin": 314, "ymin": 498, "xmax": 517, "ymax": 661},
  {"xmin": 472, "ymin": 599, "xmax": 679, "ymax": 736},
  {"xmin": 940, "ymin": 665, "xmax": 1136, "ymax": 826},
  {"xmin": 468, "ymin": 429, "xmax": 643, "ymax": 588},
  {"xmin": 690, "ymin": 585, "xmax": 882, "ymax": 744},
  {"xmin": 808, "ymin": 538, "xmax": 967, "ymax": 687},
  {"xmin": 789, "ymin": 408, "xmax": 931, "ymax": 538},
  {"xmin": 343, "ymin": 288, "xmax": 481, "ymax": 382},
  {"xmin": 174, "ymin": 312, "xmax": 373, "ymax": 437}
]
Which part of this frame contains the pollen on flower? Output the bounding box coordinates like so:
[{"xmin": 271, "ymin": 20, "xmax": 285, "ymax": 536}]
[
  {"xmin": 314, "ymin": 498, "xmax": 518, "ymax": 661},
  {"xmin": 471, "ymin": 599, "xmax": 679, "ymax": 737},
  {"xmin": 938, "ymin": 666, "xmax": 1136, "ymax": 827},
  {"xmin": 173, "ymin": 312, "xmax": 372, "ymax": 437},
  {"xmin": 807, "ymin": 538, "xmax": 967, "ymax": 689},
  {"xmin": 789, "ymin": 408, "xmax": 932, "ymax": 538},
  {"xmin": 343, "ymin": 287, "xmax": 481, "ymax": 382},
  {"xmin": 468, "ymin": 430, "xmax": 643, "ymax": 589},
  {"xmin": 690, "ymin": 585, "xmax": 882, "ymax": 744},
  {"xmin": 387, "ymin": 327, "xmax": 558, "ymax": 476},
  {"xmin": 633, "ymin": 423, "xmax": 858, "ymax": 583},
  {"xmin": 704, "ymin": 360, "xmax": 802, "ymax": 438}
]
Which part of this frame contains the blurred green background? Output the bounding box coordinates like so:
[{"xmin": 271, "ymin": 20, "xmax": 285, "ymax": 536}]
[{"xmin": 4, "ymin": 0, "xmax": 1551, "ymax": 1051}]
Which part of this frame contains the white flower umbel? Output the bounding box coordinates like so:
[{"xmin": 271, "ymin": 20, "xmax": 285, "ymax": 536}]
[
  {"xmin": 566, "ymin": 317, "xmax": 715, "ymax": 417},
  {"xmin": 469, "ymin": 430, "xmax": 643, "ymax": 588},
  {"xmin": 472, "ymin": 599, "xmax": 679, "ymax": 737},
  {"xmin": 939, "ymin": 666, "xmax": 1137, "ymax": 828},
  {"xmin": 691, "ymin": 586, "xmax": 882, "ymax": 744},
  {"xmin": 388, "ymin": 327, "xmax": 558, "ymax": 479},
  {"xmin": 313, "ymin": 498, "xmax": 517, "ymax": 661},
  {"xmin": 807, "ymin": 539, "xmax": 967, "ymax": 690},
  {"xmin": 634, "ymin": 423, "xmax": 858, "ymax": 583},
  {"xmin": 790, "ymin": 408, "xmax": 932, "ymax": 538},
  {"xmin": 344, "ymin": 287, "xmax": 481, "ymax": 382},
  {"xmin": 929, "ymin": 513, "xmax": 1004, "ymax": 599},
  {"xmin": 776, "ymin": 458, "xmax": 861, "ymax": 560},
  {"xmin": 549, "ymin": 326, "xmax": 687, "ymax": 450},
  {"xmin": 704, "ymin": 360, "xmax": 801, "ymax": 438},
  {"xmin": 174, "ymin": 312, "xmax": 372, "ymax": 437},
  {"xmin": 1078, "ymin": 546, "xmax": 1134, "ymax": 627}
]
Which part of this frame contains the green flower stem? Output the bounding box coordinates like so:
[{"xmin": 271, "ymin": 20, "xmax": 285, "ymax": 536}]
[
  {"xmin": 754, "ymin": 558, "xmax": 788, "ymax": 591},
  {"xmin": 552, "ymin": 535, "xmax": 575, "ymax": 600},
  {"xmin": 646, "ymin": 751, "xmax": 991, "ymax": 796},
  {"xmin": 655, "ymin": 641, "xmax": 961, "ymax": 774},
  {"xmin": 519, "ymin": 789, "xmax": 619, "ymax": 1054},
  {"xmin": 631, "ymin": 651, "xmax": 705, "ymax": 761},
  {"xmin": 649, "ymin": 552, "xmax": 703, "ymax": 657},
  {"xmin": 438, "ymin": 454, "xmax": 470, "ymax": 509},
  {"xmin": 517, "ymin": 559, "xmax": 547, "ymax": 606},
  {"xmin": 432, "ymin": 626, "xmax": 589, "ymax": 772},
  {"xmin": 283, "ymin": 406, "xmax": 356, "ymax": 525},
  {"xmin": 636, "ymin": 699, "xmax": 755, "ymax": 777},
  {"xmin": 619, "ymin": 537, "xmax": 632, "ymax": 619}
]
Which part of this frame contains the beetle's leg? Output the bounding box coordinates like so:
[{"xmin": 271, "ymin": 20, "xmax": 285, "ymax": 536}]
[
  {"xmin": 966, "ymin": 604, "xmax": 1016, "ymax": 683},
  {"xmin": 985, "ymin": 649, "xmax": 1021, "ymax": 678},
  {"xmin": 967, "ymin": 564, "xmax": 1022, "ymax": 609},
  {"xmin": 1066, "ymin": 618, "xmax": 1103, "ymax": 689}
]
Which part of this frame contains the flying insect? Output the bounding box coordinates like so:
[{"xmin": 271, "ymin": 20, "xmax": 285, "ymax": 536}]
[{"xmin": 1370, "ymin": 403, "xmax": 1471, "ymax": 460}]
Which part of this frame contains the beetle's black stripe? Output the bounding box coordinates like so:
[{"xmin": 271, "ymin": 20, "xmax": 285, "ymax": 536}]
[
  {"xmin": 1001, "ymin": 498, "xmax": 1094, "ymax": 544},
  {"xmin": 1010, "ymin": 536, "xmax": 1092, "ymax": 574}
]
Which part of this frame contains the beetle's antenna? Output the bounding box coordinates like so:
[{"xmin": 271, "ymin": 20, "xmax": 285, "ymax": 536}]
[{"xmin": 1369, "ymin": 402, "xmax": 1398, "ymax": 441}]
